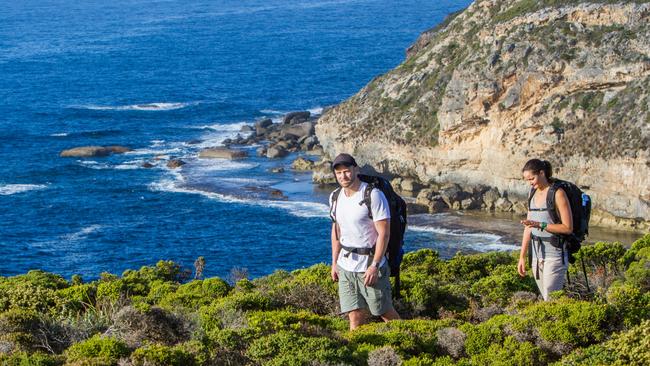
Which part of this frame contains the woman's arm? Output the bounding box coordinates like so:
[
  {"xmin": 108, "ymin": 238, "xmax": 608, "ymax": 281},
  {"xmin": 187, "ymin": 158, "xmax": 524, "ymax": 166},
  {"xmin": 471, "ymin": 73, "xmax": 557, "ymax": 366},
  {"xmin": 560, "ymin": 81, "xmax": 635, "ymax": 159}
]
[
  {"xmin": 518, "ymin": 225, "xmax": 532, "ymax": 277},
  {"xmin": 521, "ymin": 189, "xmax": 573, "ymax": 235},
  {"xmin": 548, "ymin": 188, "xmax": 573, "ymax": 235}
]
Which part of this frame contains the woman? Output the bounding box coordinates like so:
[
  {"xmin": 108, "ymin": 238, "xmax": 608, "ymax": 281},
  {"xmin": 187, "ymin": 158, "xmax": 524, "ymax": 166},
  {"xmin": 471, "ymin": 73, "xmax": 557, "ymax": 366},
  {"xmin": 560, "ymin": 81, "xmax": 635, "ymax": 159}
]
[{"xmin": 518, "ymin": 159, "xmax": 573, "ymax": 300}]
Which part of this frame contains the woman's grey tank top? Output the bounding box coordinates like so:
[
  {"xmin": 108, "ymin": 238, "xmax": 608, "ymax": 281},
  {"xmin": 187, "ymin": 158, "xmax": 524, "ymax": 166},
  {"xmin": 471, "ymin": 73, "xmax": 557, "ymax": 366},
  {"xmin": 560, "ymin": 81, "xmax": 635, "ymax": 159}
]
[{"xmin": 528, "ymin": 193, "xmax": 563, "ymax": 259}]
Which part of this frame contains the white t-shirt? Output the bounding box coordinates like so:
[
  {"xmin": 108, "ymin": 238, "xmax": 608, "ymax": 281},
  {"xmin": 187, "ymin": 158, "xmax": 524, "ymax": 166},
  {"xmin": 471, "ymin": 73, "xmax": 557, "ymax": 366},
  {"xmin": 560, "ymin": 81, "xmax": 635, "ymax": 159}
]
[{"xmin": 330, "ymin": 182, "xmax": 391, "ymax": 272}]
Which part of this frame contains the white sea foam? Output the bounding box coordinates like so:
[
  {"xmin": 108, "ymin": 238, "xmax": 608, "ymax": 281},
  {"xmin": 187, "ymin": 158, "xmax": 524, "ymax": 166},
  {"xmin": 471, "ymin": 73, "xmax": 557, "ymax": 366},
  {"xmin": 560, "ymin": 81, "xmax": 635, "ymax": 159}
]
[
  {"xmin": 410, "ymin": 226, "xmax": 502, "ymax": 241},
  {"xmin": 148, "ymin": 178, "xmax": 328, "ymax": 218},
  {"xmin": 308, "ymin": 106, "xmax": 324, "ymax": 115},
  {"xmin": 409, "ymin": 225, "xmax": 518, "ymax": 251},
  {"xmin": 0, "ymin": 184, "xmax": 48, "ymax": 195},
  {"xmin": 62, "ymin": 224, "xmax": 102, "ymax": 241},
  {"xmin": 78, "ymin": 160, "xmax": 111, "ymax": 170},
  {"xmin": 259, "ymin": 109, "xmax": 285, "ymax": 115},
  {"xmin": 114, "ymin": 159, "xmax": 146, "ymax": 170},
  {"xmin": 217, "ymin": 177, "xmax": 273, "ymax": 185},
  {"xmin": 50, "ymin": 132, "xmax": 69, "ymax": 137},
  {"xmin": 72, "ymin": 102, "xmax": 198, "ymax": 111},
  {"xmin": 192, "ymin": 121, "xmax": 249, "ymax": 131},
  {"xmin": 187, "ymin": 159, "xmax": 258, "ymax": 172},
  {"xmin": 125, "ymin": 147, "xmax": 184, "ymax": 156}
]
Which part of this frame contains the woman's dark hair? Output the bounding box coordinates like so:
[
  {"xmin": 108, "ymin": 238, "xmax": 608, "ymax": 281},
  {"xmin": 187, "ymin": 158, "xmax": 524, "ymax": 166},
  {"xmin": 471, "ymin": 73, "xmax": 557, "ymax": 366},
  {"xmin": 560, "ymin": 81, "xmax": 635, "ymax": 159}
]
[{"xmin": 522, "ymin": 159, "xmax": 553, "ymax": 179}]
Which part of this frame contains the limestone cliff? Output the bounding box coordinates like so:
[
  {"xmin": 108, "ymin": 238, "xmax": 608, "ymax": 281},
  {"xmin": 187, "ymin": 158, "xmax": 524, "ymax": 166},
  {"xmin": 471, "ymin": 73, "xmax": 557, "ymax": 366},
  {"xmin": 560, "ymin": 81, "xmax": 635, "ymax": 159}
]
[{"xmin": 316, "ymin": 0, "xmax": 650, "ymax": 231}]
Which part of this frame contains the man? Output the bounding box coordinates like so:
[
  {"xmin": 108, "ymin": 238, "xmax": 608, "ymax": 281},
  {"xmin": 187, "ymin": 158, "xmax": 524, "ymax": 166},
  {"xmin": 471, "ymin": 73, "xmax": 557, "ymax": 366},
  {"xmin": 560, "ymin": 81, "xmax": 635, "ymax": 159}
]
[{"xmin": 329, "ymin": 153, "xmax": 400, "ymax": 330}]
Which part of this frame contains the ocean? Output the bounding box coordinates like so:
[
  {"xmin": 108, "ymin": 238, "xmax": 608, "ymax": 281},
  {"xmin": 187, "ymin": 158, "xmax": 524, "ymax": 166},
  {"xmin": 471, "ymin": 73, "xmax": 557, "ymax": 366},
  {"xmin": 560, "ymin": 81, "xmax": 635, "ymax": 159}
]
[{"xmin": 1, "ymin": 0, "xmax": 608, "ymax": 280}]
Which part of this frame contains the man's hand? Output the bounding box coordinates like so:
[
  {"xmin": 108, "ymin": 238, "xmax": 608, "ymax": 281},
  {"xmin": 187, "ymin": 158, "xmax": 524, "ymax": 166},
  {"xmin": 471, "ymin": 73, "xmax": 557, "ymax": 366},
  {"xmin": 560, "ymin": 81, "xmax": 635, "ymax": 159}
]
[
  {"xmin": 364, "ymin": 266, "xmax": 378, "ymax": 286},
  {"xmin": 331, "ymin": 264, "xmax": 339, "ymax": 282},
  {"xmin": 517, "ymin": 257, "xmax": 527, "ymax": 277}
]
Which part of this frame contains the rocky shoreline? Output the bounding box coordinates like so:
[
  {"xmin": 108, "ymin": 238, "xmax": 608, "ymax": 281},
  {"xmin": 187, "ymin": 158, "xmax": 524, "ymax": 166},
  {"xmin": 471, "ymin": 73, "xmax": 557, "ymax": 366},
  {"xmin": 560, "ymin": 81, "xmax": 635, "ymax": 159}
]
[{"xmin": 58, "ymin": 107, "xmax": 648, "ymax": 233}]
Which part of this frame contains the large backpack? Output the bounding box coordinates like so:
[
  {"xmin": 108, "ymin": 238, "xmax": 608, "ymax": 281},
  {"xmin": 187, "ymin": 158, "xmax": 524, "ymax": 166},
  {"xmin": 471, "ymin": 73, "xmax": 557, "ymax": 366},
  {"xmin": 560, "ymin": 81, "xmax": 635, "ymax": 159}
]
[
  {"xmin": 528, "ymin": 179, "xmax": 591, "ymax": 263},
  {"xmin": 330, "ymin": 174, "xmax": 407, "ymax": 296}
]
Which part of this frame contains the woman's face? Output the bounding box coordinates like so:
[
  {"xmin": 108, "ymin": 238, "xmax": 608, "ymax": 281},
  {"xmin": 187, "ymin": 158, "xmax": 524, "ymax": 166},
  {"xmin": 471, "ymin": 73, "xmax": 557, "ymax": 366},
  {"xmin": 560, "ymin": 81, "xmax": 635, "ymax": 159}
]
[{"xmin": 522, "ymin": 170, "xmax": 546, "ymax": 190}]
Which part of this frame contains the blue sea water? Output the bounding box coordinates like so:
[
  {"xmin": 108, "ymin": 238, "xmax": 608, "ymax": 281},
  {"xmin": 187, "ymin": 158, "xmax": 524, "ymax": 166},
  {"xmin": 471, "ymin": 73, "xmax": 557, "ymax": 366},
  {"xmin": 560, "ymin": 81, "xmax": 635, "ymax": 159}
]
[{"xmin": 0, "ymin": 0, "xmax": 535, "ymax": 280}]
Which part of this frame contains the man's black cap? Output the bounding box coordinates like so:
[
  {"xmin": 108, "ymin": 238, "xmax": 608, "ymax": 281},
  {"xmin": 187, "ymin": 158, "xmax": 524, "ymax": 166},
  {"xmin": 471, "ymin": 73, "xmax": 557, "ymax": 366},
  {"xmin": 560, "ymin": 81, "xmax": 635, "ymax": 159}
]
[{"xmin": 331, "ymin": 153, "xmax": 357, "ymax": 170}]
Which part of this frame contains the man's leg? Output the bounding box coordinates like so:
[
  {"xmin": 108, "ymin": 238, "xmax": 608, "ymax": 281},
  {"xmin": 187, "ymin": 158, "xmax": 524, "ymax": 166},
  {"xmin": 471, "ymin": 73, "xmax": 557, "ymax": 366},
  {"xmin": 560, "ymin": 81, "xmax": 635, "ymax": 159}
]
[
  {"xmin": 380, "ymin": 307, "xmax": 400, "ymax": 322},
  {"xmin": 348, "ymin": 309, "xmax": 366, "ymax": 330}
]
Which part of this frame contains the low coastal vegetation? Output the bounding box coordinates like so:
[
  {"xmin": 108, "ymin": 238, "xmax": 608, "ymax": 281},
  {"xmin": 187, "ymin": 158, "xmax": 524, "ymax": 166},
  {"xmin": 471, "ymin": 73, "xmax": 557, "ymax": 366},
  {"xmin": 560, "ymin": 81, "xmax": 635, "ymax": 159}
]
[{"xmin": 1, "ymin": 234, "xmax": 648, "ymax": 365}]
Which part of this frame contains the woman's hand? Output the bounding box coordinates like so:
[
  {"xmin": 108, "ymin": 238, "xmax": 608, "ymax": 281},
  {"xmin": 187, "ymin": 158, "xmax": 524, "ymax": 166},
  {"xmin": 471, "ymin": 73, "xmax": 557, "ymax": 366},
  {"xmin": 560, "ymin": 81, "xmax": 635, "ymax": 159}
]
[
  {"xmin": 520, "ymin": 219, "xmax": 540, "ymax": 229},
  {"xmin": 517, "ymin": 257, "xmax": 527, "ymax": 277}
]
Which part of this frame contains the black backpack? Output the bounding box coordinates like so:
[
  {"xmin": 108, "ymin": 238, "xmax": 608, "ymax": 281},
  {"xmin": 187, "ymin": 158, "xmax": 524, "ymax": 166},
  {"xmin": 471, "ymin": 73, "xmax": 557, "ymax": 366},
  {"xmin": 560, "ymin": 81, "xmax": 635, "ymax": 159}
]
[
  {"xmin": 528, "ymin": 179, "xmax": 591, "ymax": 263},
  {"xmin": 330, "ymin": 174, "xmax": 407, "ymax": 295}
]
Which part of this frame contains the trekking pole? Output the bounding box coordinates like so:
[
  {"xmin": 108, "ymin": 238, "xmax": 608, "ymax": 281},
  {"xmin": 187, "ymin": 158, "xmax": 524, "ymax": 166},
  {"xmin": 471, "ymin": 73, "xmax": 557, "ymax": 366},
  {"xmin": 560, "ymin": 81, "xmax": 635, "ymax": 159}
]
[
  {"xmin": 395, "ymin": 269, "xmax": 401, "ymax": 299},
  {"xmin": 581, "ymin": 257, "xmax": 590, "ymax": 293}
]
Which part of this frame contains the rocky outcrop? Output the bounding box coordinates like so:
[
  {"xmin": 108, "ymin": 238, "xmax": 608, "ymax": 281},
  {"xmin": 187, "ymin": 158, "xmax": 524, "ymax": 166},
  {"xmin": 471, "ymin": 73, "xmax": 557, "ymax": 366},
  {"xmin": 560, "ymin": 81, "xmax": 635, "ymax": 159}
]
[
  {"xmin": 166, "ymin": 159, "xmax": 186, "ymax": 169},
  {"xmin": 199, "ymin": 148, "xmax": 248, "ymax": 159},
  {"xmin": 291, "ymin": 157, "xmax": 316, "ymax": 171},
  {"xmin": 316, "ymin": 0, "xmax": 650, "ymax": 231},
  {"xmin": 60, "ymin": 146, "xmax": 132, "ymax": 157},
  {"xmin": 228, "ymin": 111, "xmax": 323, "ymax": 159}
]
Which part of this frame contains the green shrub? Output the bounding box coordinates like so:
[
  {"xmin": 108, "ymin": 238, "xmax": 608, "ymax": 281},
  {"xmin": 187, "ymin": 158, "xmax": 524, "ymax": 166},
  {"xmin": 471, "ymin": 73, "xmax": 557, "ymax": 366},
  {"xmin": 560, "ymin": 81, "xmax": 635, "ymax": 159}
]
[
  {"xmin": 576, "ymin": 241, "xmax": 626, "ymax": 277},
  {"xmin": 96, "ymin": 261, "xmax": 183, "ymax": 303},
  {"xmin": 556, "ymin": 319, "xmax": 650, "ymax": 365},
  {"xmin": 346, "ymin": 319, "xmax": 453, "ymax": 358},
  {"xmin": 246, "ymin": 330, "xmax": 352, "ymax": 366},
  {"xmin": 130, "ymin": 343, "xmax": 196, "ymax": 366},
  {"xmin": 110, "ymin": 305, "xmax": 191, "ymax": 348},
  {"xmin": 145, "ymin": 280, "xmax": 178, "ymax": 305},
  {"xmin": 622, "ymin": 233, "xmax": 650, "ymax": 267},
  {"xmin": 0, "ymin": 281, "xmax": 60, "ymax": 314},
  {"xmin": 625, "ymin": 246, "xmax": 650, "ymax": 291},
  {"xmin": 246, "ymin": 310, "xmax": 347, "ymax": 337},
  {"xmin": 55, "ymin": 283, "xmax": 97, "ymax": 314},
  {"xmin": 512, "ymin": 298, "xmax": 611, "ymax": 348},
  {"xmin": 462, "ymin": 315, "xmax": 512, "ymax": 356},
  {"xmin": 606, "ymin": 282, "xmax": 650, "ymax": 328},
  {"xmin": 0, "ymin": 352, "xmax": 64, "ymax": 366},
  {"xmin": 0, "ymin": 309, "xmax": 44, "ymax": 352},
  {"xmin": 158, "ymin": 277, "xmax": 231, "ymax": 309},
  {"xmin": 440, "ymin": 251, "xmax": 515, "ymax": 283},
  {"xmin": 198, "ymin": 291, "xmax": 271, "ymax": 332},
  {"xmin": 471, "ymin": 264, "xmax": 537, "ymax": 307},
  {"xmin": 469, "ymin": 336, "xmax": 547, "ymax": 366},
  {"xmin": 256, "ymin": 264, "xmax": 339, "ymax": 316},
  {"xmin": 401, "ymin": 249, "xmax": 443, "ymax": 275},
  {"xmin": 64, "ymin": 334, "xmax": 130, "ymax": 365}
]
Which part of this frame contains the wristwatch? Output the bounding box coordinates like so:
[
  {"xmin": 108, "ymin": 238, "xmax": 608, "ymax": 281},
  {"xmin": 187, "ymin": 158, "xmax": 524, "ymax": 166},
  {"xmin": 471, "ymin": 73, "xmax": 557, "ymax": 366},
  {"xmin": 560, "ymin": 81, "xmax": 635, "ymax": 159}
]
[{"xmin": 371, "ymin": 260, "xmax": 380, "ymax": 269}]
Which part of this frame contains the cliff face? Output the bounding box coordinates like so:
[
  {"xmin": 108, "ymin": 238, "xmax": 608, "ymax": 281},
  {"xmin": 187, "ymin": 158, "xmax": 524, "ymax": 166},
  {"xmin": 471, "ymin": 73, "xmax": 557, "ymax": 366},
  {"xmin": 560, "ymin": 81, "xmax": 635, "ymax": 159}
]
[{"xmin": 316, "ymin": 0, "xmax": 650, "ymax": 230}]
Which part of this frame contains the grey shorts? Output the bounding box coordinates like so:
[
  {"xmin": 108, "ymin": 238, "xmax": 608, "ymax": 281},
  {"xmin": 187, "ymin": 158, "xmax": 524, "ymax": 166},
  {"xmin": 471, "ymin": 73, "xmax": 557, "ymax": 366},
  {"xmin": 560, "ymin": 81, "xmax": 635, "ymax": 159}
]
[{"xmin": 337, "ymin": 264, "xmax": 393, "ymax": 316}]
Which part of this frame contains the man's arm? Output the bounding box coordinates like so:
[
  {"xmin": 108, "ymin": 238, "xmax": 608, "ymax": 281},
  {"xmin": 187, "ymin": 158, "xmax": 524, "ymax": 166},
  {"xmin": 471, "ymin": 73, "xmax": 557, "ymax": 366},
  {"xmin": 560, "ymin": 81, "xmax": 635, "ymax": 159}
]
[
  {"xmin": 331, "ymin": 222, "xmax": 341, "ymax": 281},
  {"xmin": 364, "ymin": 219, "xmax": 389, "ymax": 286}
]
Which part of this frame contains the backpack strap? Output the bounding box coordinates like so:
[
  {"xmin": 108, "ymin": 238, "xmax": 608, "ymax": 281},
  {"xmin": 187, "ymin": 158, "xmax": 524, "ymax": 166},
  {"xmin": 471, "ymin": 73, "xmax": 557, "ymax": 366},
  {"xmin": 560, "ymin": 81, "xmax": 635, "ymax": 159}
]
[
  {"xmin": 527, "ymin": 187, "xmax": 536, "ymax": 210},
  {"xmin": 330, "ymin": 187, "xmax": 342, "ymax": 223},
  {"xmin": 362, "ymin": 184, "xmax": 373, "ymax": 219},
  {"xmin": 546, "ymin": 182, "xmax": 561, "ymax": 225},
  {"xmin": 527, "ymin": 187, "xmax": 546, "ymax": 211}
]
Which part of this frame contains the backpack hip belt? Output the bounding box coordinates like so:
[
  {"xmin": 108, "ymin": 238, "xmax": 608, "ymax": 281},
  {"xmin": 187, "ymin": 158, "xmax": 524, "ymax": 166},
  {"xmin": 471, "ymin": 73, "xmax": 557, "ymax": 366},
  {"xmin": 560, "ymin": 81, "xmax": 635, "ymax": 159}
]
[
  {"xmin": 530, "ymin": 234, "xmax": 563, "ymax": 249},
  {"xmin": 341, "ymin": 245, "xmax": 375, "ymax": 257},
  {"xmin": 531, "ymin": 234, "xmax": 566, "ymax": 267}
]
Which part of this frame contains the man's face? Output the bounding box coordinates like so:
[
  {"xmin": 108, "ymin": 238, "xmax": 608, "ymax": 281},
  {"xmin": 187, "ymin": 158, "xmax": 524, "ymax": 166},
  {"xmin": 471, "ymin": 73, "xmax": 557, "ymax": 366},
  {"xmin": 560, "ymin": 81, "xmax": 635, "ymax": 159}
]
[{"xmin": 334, "ymin": 165, "xmax": 357, "ymax": 188}]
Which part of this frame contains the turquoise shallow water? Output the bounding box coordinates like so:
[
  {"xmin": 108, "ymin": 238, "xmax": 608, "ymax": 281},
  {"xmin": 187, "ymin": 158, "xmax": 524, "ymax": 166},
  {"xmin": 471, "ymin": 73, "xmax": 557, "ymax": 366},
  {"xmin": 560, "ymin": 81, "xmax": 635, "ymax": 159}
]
[{"xmin": 0, "ymin": 0, "xmax": 555, "ymax": 280}]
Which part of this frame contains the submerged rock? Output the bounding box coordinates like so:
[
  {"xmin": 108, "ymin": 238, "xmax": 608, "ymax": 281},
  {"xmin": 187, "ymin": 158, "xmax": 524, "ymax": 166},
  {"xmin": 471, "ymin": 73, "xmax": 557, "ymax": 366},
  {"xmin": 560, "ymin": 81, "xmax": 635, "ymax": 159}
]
[
  {"xmin": 60, "ymin": 145, "xmax": 130, "ymax": 158},
  {"xmin": 199, "ymin": 147, "xmax": 248, "ymax": 159},
  {"xmin": 166, "ymin": 159, "xmax": 186, "ymax": 169},
  {"xmin": 266, "ymin": 146, "xmax": 288, "ymax": 159}
]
